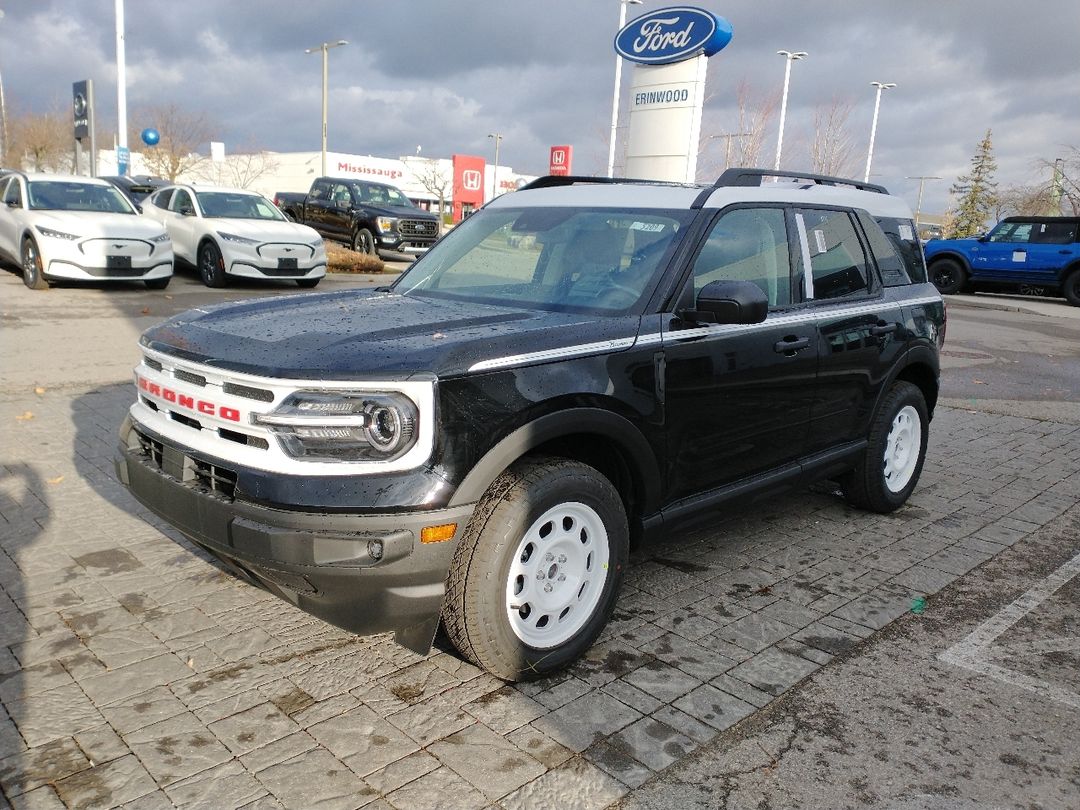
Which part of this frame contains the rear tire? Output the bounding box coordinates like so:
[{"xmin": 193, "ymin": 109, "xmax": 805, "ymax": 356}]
[
  {"xmin": 199, "ymin": 242, "xmax": 227, "ymax": 288},
  {"xmin": 21, "ymin": 237, "xmax": 48, "ymax": 290},
  {"xmin": 144, "ymin": 277, "xmax": 171, "ymax": 290},
  {"xmin": 930, "ymin": 258, "xmax": 966, "ymax": 295},
  {"xmin": 1063, "ymin": 269, "xmax": 1080, "ymax": 307},
  {"xmin": 443, "ymin": 457, "xmax": 628, "ymax": 681},
  {"xmin": 843, "ymin": 381, "xmax": 929, "ymax": 514},
  {"xmin": 296, "ymin": 277, "xmax": 320, "ymax": 288}
]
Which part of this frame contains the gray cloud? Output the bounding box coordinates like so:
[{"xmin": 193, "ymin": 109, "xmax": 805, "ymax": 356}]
[{"xmin": 2, "ymin": 0, "xmax": 1077, "ymax": 214}]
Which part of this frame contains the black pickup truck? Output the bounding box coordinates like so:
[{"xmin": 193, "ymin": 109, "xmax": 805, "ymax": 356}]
[{"xmin": 274, "ymin": 177, "xmax": 440, "ymax": 257}]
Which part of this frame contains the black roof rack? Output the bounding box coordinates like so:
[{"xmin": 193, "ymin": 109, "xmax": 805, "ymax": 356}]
[
  {"xmin": 519, "ymin": 175, "xmax": 698, "ymax": 192},
  {"xmin": 716, "ymin": 168, "xmax": 887, "ymax": 194}
]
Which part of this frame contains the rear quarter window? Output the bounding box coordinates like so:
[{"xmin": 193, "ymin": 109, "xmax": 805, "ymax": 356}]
[{"xmin": 872, "ymin": 214, "xmax": 928, "ymax": 285}]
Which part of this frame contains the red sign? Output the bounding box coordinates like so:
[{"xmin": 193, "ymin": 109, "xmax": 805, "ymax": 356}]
[
  {"xmin": 452, "ymin": 154, "xmax": 486, "ymax": 223},
  {"xmin": 549, "ymin": 145, "xmax": 573, "ymax": 176}
]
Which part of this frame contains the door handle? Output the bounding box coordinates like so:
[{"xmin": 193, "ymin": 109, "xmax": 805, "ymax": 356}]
[
  {"xmin": 870, "ymin": 323, "xmax": 897, "ymax": 336},
  {"xmin": 1060, "ymin": 250, "xmax": 1073, "ymax": 255},
  {"xmin": 774, "ymin": 336, "xmax": 810, "ymax": 354}
]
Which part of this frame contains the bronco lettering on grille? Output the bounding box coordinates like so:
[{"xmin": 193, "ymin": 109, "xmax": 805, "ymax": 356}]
[{"xmin": 138, "ymin": 376, "xmax": 241, "ymax": 423}]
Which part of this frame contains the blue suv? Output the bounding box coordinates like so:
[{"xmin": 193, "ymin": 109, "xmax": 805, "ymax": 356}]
[{"xmin": 924, "ymin": 216, "xmax": 1080, "ymax": 306}]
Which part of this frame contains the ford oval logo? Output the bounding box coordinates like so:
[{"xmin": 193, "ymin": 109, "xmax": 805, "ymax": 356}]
[{"xmin": 614, "ymin": 6, "xmax": 732, "ymax": 65}]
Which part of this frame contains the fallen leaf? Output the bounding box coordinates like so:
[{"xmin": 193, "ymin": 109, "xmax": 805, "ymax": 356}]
[
  {"xmin": 164, "ymin": 295, "xmax": 174, "ymax": 300},
  {"xmin": 34, "ymin": 386, "xmax": 46, "ymax": 395},
  {"xmin": 140, "ymin": 307, "xmax": 151, "ymax": 315},
  {"xmin": 186, "ymin": 657, "xmax": 195, "ymax": 669},
  {"xmin": 15, "ymin": 411, "xmax": 34, "ymax": 421},
  {"xmin": 972, "ymin": 378, "xmax": 987, "ymax": 385},
  {"xmin": 46, "ymin": 475, "xmax": 64, "ymax": 485}
]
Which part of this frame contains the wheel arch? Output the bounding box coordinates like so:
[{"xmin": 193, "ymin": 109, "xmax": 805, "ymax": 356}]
[
  {"xmin": 882, "ymin": 350, "xmax": 939, "ymax": 421},
  {"xmin": 926, "ymin": 250, "xmax": 972, "ymax": 272},
  {"xmin": 448, "ymin": 407, "xmax": 661, "ymax": 538},
  {"xmin": 1056, "ymin": 259, "xmax": 1080, "ymax": 285}
]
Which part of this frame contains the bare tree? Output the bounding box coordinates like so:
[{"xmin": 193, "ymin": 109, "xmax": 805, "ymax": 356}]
[
  {"xmin": 4, "ymin": 101, "xmax": 75, "ymax": 172},
  {"xmin": 809, "ymin": 96, "xmax": 857, "ymax": 177},
  {"xmin": 1036, "ymin": 148, "xmax": 1080, "ymax": 216},
  {"xmin": 131, "ymin": 104, "xmax": 214, "ymax": 181},
  {"xmin": 730, "ymin": 81, "xmax": 778, "ymax": 168},
  {"xmin": 407, "ymin": 158, "xmax": 451, "ymax": 229},
  {"xmin": 192, "ymin": 145, "xmax": 280, "ymax": 189}
]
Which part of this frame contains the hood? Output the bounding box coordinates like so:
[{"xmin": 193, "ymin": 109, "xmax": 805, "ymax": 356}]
[
  {"xmin": 32, "ymin": 211, "xmax": 166, "ymax": 240},
  {"xmin": 206, "ymin": 218, "xmax": 321, "ymax": 243},
  {"xmin": 140, "ymin": 290, "xmax": 638, "ymax": 379}
]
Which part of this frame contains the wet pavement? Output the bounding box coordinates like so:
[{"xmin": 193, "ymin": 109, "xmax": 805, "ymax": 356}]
[{"xmin": 0, "ymin": 269, "xmax": 1077, "ymax": 809}]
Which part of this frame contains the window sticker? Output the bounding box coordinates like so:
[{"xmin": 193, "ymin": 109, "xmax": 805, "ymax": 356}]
[
  {"xmin": 812, "ymin": 229, "xmax": 828, "ymax": 255},
  {"xmin": 629, "ymin": 222, "xmax": 665, "ymax": 232},
  {"xmin": 898, "ymin": 224, "xmax": 914, "ymax": 241}
]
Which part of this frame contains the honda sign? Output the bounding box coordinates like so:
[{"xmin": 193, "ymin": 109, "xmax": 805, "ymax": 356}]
[{"xmin": 549, "ymin": 145, "xmax": 573, "ymax": 176}]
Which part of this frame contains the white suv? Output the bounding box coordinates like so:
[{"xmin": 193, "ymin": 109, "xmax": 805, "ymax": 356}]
[{"xmin": 0, "ymin": 173, "xmax": 173, "ymax": 290}]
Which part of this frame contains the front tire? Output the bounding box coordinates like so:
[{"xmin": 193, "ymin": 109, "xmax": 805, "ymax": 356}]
[
  {"xmin": 930, "ymin": 258, "xmax": 967, "ymax": 295},
  {"xmin": 1062, "ymin": 269, "xmax": 1080, "ymax": 307},
  {"xmin": 21, "ymin": 237, "xmax": 48, "ymax": 290},
  {"xmin": 351, "ymin": 228, "xmax": 375, "ymax": 255},
  {"xmin": 843, "ymin": 381, "xmax": 929, "ymax": 514},
  {"xmin": 443, "ymin": 457, "xmax": 629, "ymax": 681},
  {"xmin": 199, "ymin": 242, "xmax": 227, "ymax": 288}
]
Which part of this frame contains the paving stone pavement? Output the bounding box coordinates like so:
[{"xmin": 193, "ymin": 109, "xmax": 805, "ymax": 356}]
[{"xmin": 1, "ymin": 381, "xmax": 1078, "ymax": 809}]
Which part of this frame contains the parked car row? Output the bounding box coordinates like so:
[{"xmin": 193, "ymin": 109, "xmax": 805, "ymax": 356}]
[{"xmin": 0, "ymin": 171, "xmax": 327, "ymax": 291}]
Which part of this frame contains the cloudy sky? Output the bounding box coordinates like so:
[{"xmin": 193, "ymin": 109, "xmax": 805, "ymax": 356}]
[{"xmin": 2, "ymin": 0, "xmax": 1078, "ymax": 213}]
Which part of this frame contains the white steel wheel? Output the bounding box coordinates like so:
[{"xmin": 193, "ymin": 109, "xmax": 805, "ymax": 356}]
[
  {"xmin": 883, "ymin": 405, "xmax": 922, "ymax": 493},
  {"xmin": 505, "ymin": 501, "xmax": 610, "ymax": 649}
]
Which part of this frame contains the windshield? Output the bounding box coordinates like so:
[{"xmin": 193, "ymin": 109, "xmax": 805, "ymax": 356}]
[
  {"xmin": 394, "ymin": 206, "xmax": 691, "ymax": 314},
  {"xmin": 28, "ymin": 181, "xmax": 135, "ymax": 214},
  {"xmin": 196, "ymin": 191, "xmax": 286, "ymax": 220},
  {"xmin": 350, "ymin": 183, "xmax": 415, "ymax": 209}
]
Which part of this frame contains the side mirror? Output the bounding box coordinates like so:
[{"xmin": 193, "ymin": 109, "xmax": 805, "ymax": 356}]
[
  {"xmin": 180, "ymin": 207, "xmax": 194, "ymax": 217},
  {"xmin": 135, "ymin": 203, "xmax": 144, "ymax": 214},
  {"xmin": 977, "ymin": 235, "xmax": 989, "ymax": 242},
  {"xmin": 5, "ymin": 199, "xmax": 17, "ymax": 208},
  {"xmin": 686, "ymin": 280, "xmax": 769, "ymax": 325}
]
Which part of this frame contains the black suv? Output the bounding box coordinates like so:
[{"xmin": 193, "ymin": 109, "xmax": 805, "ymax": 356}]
[{"xmin": 116, "ymin": 169, "xmax": 944, "ymax": 680}]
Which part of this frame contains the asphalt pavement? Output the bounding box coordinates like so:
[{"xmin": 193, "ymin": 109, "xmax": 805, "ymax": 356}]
[{"xmin": 0, "ymin": 269, "xmax": 1077, "ymax": 810}]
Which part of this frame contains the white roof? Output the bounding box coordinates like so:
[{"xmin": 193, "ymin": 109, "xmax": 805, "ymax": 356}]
[
  {"xmin": 21, "ymin": 173, "xmax": 113, "ymax": 185},
  {"xmin": 493, "ymin": 177, "xmax": 914, "ymax": 220},
  {"xmin": 170, "ymin": 184, "xmax": 266, "ymax": 196}
]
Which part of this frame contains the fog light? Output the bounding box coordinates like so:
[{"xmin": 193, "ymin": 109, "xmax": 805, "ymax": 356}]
[
  {"xmin": 421, "ymin": 523, "xmax": 457, "ymax": 544},
  {"xmin": 368, "ymin": 539, "xmax": 384, "ymax": 561}
]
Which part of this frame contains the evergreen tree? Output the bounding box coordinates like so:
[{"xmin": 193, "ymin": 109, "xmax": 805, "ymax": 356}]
[{"xmin": 947, "ymin": 130, "xmax": 998, "ymax": 238}]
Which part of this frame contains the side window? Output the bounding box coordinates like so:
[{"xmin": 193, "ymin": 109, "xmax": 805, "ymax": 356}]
[
  {"xmin": 989, "ymin": 222, "xmax": 1033, "ymax": 243},
  {"xmin": 796, "ymin": 208, "xmax": 870, "ymax": 300},
  {"xmin": 1030, "ymin": 221, "xmax": 1078, "ymax": 244},
  {"xmin": 691, "ymin": 207, "xmax": 792, "ymax": 307},
  {"xmin": 1, "ymin": 178, "xmax": 21, "ymax": 207},
  {"xmin": 874, "ymin": 215, "xmax": 928, "ymax": 284},
  {"xmin": 151, "ymin": 189, "xmax": 174, "ymax": 209},
  {"xmin": 170, "ymin": 190, "xmax": 193, "ymax": 215},
  {"xmin": 330, "ymin": 183, "xmax": 352, "ymax": 205},
  {"xmin": 309, "ymin": 181, "xmax": 328, "ymax": 201}
]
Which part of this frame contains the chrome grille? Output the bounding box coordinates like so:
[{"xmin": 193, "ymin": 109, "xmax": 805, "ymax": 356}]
[{"xmin": 399, "ymin": 219, "xmax": 438, "ymax": 238}]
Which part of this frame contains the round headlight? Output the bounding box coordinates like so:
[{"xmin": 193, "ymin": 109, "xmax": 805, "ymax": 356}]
[{"xmin": 366, "ymin": 403, "xmax": 415, "ymax": 452}]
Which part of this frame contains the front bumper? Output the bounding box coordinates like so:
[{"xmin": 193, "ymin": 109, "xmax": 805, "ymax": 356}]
[
  {"xmin": 46, "ymin": 259, "xmax": 173, "ymax": 281},
  {"xmin": 227, "ymin": 260, "xmax": 327, "ymax": 281},
  {"xmin": 115, "ymin": 418, "xmax": 475, "ymax": 653}
]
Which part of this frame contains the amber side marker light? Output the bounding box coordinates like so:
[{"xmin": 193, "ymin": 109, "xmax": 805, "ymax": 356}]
[{"xmin": 421, "ymin": 523, "xmax": 457, "ymax": 544}]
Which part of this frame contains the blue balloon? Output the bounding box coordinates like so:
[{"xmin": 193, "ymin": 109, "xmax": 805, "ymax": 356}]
[{"xmin": 141, "ymin": 128, "xmax": 160, "ymax": 146}]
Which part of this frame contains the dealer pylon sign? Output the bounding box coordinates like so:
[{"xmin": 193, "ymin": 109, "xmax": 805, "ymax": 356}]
[{"xmin": 614, "ymin": 7, "xmax": 732, "ymax": 183}]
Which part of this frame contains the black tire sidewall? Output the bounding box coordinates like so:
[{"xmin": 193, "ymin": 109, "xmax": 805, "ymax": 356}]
[
  {"xmin": 865, "ymin": 383, "xmax": 929, "ymax": 511},
  {"xmin": 465, "ymin": 462, "xmax": 628, "ymax": 679},
  {"xmin": 21, "ymin": 238, "xmax": 46, "ymax": 289},
  {"xmin": 353, "ymin": 228, "xmax": 374, "ymax": 255},
  {"xmin": 200, "ymin": 242, "xmax": 224, "ymax": 287},
  {"xmin": 1063, "ymin": 270, "xmax": 1080, "ymax": 306},
  {"xmin": 931, "ymin": 259, "xmax": 965, "ymax": 295}
]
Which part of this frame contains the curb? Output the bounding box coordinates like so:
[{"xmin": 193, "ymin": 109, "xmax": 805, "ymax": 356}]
[{"xmin": 942, "ymin": 295, "xmax": 1047, "ymax": 316}]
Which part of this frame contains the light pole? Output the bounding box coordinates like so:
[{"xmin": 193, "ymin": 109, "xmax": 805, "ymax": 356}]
[
  {"xmin": 0, "ymin": 10, "xmax": 7, "ymax": 166},
  {"xmin": 905, "ymin": 175, "xmax": 941, "ymax": 228},
  {"xmin": 305, "ymin": 39, "xmax": 348, "ymax": 177},
  {"xmin": 773, "ymin": 50, "xmax": 806, "ymax": 172},
  {"xmin": 487, "ymin": 133, "xmax": 502, "ymax": 202},
  {"xmin": 115, "ymin": 0, "xmax": 127, "ymax": 175},
  {"xmin": 708, "ymin": 132, "xmax": 752, "ymax": 170},
  {"xmin": 864, "ymin": 81, "xmax": 896, "ymax": 183},
  {"xmin": 607, "ymin": 0, "xmax": 643, "ymax": 178}
]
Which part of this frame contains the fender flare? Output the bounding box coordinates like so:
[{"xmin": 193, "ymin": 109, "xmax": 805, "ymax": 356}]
[
  {"xmin": 925, "ymin": 250, "xmax": 973, "ymax": 273},
  {"xmin": 448, "ymin": 407, "xmax": 661, "ymax": 512},
  {"xmin": 872, "ymin": 345, "xmax": 940, "ymax": 420}
]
